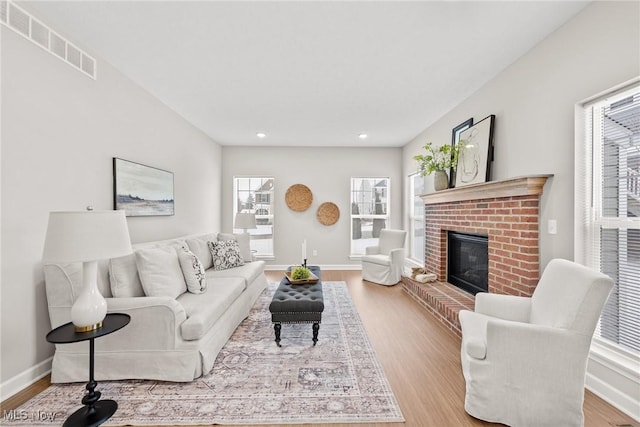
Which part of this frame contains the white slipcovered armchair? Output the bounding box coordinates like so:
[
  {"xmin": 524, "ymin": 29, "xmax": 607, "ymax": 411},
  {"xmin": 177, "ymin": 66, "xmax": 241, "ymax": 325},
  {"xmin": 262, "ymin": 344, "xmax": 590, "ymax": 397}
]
[
  {"xmin": 361, "ymin": 229, "xmax": 407, "ymax": 286},
  {"xmin": 459, "ymin": 258, "xmax": 614, "ymax": 427}
]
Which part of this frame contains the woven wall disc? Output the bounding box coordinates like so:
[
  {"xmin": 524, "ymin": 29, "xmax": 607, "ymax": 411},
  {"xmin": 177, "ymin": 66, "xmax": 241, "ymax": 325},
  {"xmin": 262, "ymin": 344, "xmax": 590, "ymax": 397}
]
[
  {"xmin": 317, "ymin": 202, "xmax": 340, "ymax": 225},
  {"xmin": 285, "ymin": 184, "xmax": 313, "ymax": 212}
]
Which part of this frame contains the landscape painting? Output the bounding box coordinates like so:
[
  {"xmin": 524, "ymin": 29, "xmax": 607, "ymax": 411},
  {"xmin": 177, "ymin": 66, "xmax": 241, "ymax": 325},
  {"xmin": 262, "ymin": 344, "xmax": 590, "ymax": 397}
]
[{"xmin": 113, "ymin": 158, "xmax": 174, "ymax": 216}]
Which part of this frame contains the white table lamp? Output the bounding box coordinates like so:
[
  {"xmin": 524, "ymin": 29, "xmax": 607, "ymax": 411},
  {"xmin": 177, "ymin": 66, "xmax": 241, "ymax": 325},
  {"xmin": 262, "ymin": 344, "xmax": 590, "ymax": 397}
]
[
  {"xmin": 234, "ymin": 212, "xmax": 257, "ymax": 233},
  {"xmin": 43, "ymin": 210, "xmax": 132, "ymax": 332}
]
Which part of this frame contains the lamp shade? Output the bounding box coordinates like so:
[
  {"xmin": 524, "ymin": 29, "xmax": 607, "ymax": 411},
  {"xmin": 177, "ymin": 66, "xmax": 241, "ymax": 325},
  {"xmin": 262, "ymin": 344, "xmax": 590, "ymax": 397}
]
[
  {"xmin": 43, "ymin": 210, "xmax": 132, "ymax": 263},
  {"xmin": 234, "ymin": 212, "xmax": 257, "ymax": 230}
]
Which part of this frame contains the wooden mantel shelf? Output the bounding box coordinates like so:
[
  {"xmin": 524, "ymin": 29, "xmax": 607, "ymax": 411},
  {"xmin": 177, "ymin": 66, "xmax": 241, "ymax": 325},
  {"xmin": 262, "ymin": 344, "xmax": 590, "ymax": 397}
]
[{"xmin": 420, "ymin": 174, "xmax": 553, "ymax": 205}]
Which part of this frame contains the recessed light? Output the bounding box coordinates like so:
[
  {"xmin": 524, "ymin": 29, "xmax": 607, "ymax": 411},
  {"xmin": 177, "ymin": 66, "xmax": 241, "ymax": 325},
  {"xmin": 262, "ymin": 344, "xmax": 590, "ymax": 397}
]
[
  {"xmin": 256, "ymin": 132, "xmax": 266, "ymax": 138},
  {"xmin": 358, "ymin": 133, "xmax": 368, "ymax": 139}
]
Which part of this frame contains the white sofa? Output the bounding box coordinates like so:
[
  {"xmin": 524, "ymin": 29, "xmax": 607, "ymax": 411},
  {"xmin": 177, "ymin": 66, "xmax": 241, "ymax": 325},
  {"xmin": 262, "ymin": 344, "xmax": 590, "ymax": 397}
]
[{"xmin": 44, "ymin": 232, "xmax": 267, "ymax": 383}]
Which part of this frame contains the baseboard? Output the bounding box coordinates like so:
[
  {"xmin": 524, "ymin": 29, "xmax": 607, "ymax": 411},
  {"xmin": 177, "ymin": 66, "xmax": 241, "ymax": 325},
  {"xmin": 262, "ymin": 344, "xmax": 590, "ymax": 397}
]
[
  {"xmin": 585, "ymin": 340, "xmax": 640, "ymax": 422},
  {"xmin": 265, "ymin": 264, "xmax": 362, "ymax": 271},
  {"xmin": 586, "ymin": 373, "xmax": 640, "ymax": 422},
  {"xmin": 0, "ymin": 357, "xmax": 52, "ymax": 402}
]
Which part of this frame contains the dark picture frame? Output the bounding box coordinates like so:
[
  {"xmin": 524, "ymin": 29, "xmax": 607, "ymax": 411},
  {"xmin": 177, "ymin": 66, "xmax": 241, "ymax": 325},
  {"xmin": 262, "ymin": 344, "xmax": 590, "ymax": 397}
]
[
  {"xmin": 449, "ymin": 118, "xmax": 474, "ymax": 188},
  {"xmin": 113, "ymin": 158, "xmax": 175, "ymax": 217},
  {"xmin": 455, "ymin": 114, "xmax": 495, "ymax": 187}
]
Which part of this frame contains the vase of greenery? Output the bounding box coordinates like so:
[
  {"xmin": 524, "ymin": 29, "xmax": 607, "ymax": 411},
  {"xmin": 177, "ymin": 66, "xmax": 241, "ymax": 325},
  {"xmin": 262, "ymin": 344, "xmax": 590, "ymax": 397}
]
[{"xmin": 413, "ymin": 142, "xmax": 459, "ymax": 191}]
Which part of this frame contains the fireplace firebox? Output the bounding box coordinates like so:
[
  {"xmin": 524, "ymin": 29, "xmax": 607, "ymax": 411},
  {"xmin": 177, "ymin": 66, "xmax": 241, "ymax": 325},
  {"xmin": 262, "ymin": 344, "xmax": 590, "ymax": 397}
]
[{"xmin": 447, "ymin": 232, "xmax": 489, "ymax": 295}]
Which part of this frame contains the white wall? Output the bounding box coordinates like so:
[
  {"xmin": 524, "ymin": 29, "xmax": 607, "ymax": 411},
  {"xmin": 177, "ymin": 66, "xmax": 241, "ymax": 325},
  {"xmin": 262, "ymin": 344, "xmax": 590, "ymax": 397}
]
[
  {"xmin": 0, "ymin": 26, "xmax": 222, "ymax": 398},
  {"xmin": 222, "ymin": 146, "xmax": 402, "ymax": 267},
  {"xmin": 401, "ymin": 1, "xmax": 640, "ymax": 418},
  {"xmin": 402, "ymin": 1, "xmax": 640, "ymax": 269}
]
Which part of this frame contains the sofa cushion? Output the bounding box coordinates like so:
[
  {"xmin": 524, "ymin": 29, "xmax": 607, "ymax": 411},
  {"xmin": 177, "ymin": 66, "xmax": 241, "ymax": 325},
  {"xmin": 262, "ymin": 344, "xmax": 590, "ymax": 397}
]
[
  {"xmin": 177, "ymin": 246, "xmax": 207, "ymax": 294},
  {"xmin": 109, "ymin": 253, "xmax": 145, "ymax": 298},
  {"xmin": 209, "ymin": 240, "xmax": 244, "ymax": 270},
  {"xmin": 206, "ymin": 260, "xmax": 265, "ymax": 290},
  {"xmin": 177, "ymin": 277, "xmax": 245, "ymax": 340},
  {"xmin": 186, "ymin": 233, "xmax": 216, "ymax": 270},
  {"xmin": 135, "ymin": 245, "xmax": 187, "ymax": 299},
  {"xmin": 217, "ymin": 233, "xmax": 252, "ymax": 262}
]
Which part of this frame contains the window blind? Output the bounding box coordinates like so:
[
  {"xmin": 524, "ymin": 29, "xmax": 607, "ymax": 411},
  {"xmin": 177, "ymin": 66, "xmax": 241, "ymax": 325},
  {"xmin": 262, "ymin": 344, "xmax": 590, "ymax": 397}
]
[
  {"xmin": 409, "ymin": 173, "xmax": 425, "ymax": 263},
  {"xmin": 589, "ymin": 85, "xmax": 640, "ymax": 353},
  {"xmin": 350, "ymin": 177, "xmax": 390, "ymax": 256}
]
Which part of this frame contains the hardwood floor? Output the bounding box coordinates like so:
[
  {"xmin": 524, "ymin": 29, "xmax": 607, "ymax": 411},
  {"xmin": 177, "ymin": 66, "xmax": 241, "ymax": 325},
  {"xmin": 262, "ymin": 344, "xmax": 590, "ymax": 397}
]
[{"xmin": 1, "ymin": 270, "xmax": 636, "ymax": 427}]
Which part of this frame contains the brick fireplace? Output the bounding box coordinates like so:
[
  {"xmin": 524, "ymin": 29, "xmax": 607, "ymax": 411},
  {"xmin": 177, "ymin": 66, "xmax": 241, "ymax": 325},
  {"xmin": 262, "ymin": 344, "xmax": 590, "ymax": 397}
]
[{"xmin": 402, "ymin": 175, "xmax": 551, "ymax": 336}]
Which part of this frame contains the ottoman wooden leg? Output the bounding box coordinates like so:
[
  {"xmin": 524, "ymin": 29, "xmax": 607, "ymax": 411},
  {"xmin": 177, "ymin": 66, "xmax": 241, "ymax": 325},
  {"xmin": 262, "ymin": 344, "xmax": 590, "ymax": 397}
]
[
  {"xmin": 312, "ymin": 322, "xmax": 320, "ymax": 345},
  {"xmin": 274, "ymin": 323, "xmax": 281, "ymax": 347}
]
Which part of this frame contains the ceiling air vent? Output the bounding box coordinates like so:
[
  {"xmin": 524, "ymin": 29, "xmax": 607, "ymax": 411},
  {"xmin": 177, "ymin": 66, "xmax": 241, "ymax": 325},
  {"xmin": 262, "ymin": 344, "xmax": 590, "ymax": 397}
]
[
  {"xmin": 1, "ymin": 1, "xmax": 8, "ymax": 24},
  {"xmin": 1, "ymin": 0, "xmax": 96, "ymax": 79},
  {"xmin": 81, "ymin": 54, "xmax": 95, "ymax": 76},
  {"xmin": 8, "ymin": 2, "xmax": 28, "ymax": 37},
  {"xmin": 66, "ymin": 43, "xmax": 81, "ymax": 68},
  {"xmin": 50, "ymin": 32, "xmax": 66, "ymax": 59},
  {"xmin": 30, "ymin": 18, "xmax": 48, "ymax": 48}
]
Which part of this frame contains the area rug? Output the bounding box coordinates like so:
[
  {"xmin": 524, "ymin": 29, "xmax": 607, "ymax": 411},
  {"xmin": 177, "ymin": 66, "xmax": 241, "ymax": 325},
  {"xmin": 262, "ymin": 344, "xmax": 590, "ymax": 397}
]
[{"xmin": 7, "ymin": 281, "xmax": 404, "ymax": 425}]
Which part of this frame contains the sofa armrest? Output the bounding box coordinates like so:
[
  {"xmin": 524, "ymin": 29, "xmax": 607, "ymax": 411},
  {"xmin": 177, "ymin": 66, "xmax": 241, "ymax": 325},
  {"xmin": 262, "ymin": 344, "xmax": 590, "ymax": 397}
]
[
  {"xmin": 474, "ymin": 292, "xmax": 531, "ymax": 322},
  {"xmin": 461, "ymin": 311, "xmax": 586, "ymax": 365},
  {"xmin": 97, "ymin": 297, "xmax": 187, "ymax": 351},
  {"xmin": 365, "ymin": 245, "xmax": 380, "ymax": 255},
  {"xmin": 389, "ymin": 247, "xmax": 405, "ymax": 264}
]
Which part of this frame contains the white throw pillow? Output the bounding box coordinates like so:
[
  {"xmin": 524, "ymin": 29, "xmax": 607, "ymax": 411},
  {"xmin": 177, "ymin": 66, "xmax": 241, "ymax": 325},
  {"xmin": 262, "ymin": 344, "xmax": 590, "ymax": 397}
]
[
  {"xmin": 208, "ymin": 240, "xmax": 245, "ymax": 271},
  {"xmin": 135, "ymin": 245, "xmax": 187, "ymax": 299},
  {"xmin": 109, "ymin": 253, "xmax": 145, "ymax": 298},
  {"xmin": 177, "ymin": 246, "xmax": 207, "ymax": 294},
  {"xmin": 186, "ymin": 235, "xmax": 215, "ymax": 270},
  {"xmin": 217, "ymin": 233, "xmax": 252, "ymax": 262}
]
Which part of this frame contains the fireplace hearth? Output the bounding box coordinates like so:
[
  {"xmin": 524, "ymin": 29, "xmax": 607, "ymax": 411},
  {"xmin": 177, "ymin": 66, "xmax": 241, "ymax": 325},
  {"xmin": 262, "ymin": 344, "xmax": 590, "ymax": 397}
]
[
  {"xmin": 402, "ymin": 175, "xmax": 552, "ymax": 336},
  {"xmin": 448, "ymin": 232, "xmax": 488, "ymax": 295}
]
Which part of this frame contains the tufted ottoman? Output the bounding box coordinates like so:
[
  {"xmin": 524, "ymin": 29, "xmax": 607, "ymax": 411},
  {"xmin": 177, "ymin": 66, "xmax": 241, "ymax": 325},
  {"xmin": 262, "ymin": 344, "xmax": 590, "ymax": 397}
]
[{"xmin": 269, "ymin": 266, "xmax": 324, "ymax": 346}]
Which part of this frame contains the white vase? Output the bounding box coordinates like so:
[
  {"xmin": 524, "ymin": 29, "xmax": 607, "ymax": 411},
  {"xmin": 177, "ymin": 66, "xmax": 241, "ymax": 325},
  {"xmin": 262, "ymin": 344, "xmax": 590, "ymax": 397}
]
[
  {"xmin": 434, "ymin": 170, "xmax": 449, "ymax": 191},
  {"xmin": 71, "ymin": 260, "xmax": 107, "ymax": 332}
]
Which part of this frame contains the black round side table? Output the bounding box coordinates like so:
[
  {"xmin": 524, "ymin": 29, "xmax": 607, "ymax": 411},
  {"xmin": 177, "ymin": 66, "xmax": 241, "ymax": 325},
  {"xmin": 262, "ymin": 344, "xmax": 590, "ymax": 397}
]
[{"xmin": 46, "ymin": 313, "xmax": 130, "ymax": 427}]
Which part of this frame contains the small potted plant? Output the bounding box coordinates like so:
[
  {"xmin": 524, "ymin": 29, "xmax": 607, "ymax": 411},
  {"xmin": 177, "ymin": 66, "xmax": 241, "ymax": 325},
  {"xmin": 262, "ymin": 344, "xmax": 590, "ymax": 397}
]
[
  {"xmin": 413, "ymin": 142, "xmax": 459, "ymax": 191},
  {"xmin": 291, "ymin": 265, "xmax": 311, "ymax": 280}
]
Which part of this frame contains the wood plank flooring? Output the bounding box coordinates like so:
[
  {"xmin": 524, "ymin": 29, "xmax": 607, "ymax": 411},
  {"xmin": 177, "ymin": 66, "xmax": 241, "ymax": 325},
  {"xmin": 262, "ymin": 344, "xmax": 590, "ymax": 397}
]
[{"xmin": 1, "ymin": 270, "xmax": 636, "ymax": 427}]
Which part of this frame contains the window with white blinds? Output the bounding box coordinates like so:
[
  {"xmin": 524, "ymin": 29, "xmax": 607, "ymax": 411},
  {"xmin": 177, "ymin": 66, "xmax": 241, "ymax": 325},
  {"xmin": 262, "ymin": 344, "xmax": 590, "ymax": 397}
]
[
  {"xmin": 408, "ymin": 173, "xmax": 425, "ymax": 264},
  {"xmin": 580, "ymin": 83, "xmax": 640, "ymax": 354}
]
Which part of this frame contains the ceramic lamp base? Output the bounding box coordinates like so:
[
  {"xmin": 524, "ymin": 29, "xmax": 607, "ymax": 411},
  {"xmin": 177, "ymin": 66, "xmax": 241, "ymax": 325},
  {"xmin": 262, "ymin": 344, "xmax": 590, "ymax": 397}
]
[{"xmin": 71, "ymin": 260, "xmax": 107, "ymax": 332}]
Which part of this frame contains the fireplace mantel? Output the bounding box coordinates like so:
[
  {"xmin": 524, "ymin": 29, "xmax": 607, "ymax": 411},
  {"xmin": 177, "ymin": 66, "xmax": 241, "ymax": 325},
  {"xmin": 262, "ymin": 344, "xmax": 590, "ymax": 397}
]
[{"xmin": 420, "ymin": 174, "xmax": 553, "ymax": 205}]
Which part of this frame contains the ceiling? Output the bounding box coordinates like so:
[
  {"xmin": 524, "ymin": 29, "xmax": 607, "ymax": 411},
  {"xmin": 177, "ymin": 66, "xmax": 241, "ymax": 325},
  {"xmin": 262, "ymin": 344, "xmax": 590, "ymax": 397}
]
[{"xmin": 25, "ymin": 1, "xmax": 589, "ymax": 147}]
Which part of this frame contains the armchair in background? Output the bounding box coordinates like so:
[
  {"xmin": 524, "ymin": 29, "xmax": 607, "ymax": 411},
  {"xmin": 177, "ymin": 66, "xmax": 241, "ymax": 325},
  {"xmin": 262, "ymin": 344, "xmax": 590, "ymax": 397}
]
[
  {"xmin": 361, "ymin": 229, "xmax": 407, "ymax": 286},
  {"xmin": 459, "ymin": 258, "xmax": 614, "ymax": 427}
]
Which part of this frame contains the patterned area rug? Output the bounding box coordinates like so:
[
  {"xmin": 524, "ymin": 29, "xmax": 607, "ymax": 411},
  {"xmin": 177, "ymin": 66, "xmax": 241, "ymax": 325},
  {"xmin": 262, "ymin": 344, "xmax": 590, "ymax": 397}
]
[{"xmin": 8, "ymin": 281, "xmax": 404, "ymax": 425}]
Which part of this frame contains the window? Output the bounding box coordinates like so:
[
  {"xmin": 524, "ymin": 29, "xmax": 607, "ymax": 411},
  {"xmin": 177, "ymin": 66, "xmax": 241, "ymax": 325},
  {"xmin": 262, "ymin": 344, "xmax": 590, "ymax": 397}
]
[
  {"xmin": 409, "ymin": 173, "xmax": 425, "ymax": 264},
  {"xmin": 578, "ymin": 83, "xmax": 640, "ymax": 354},
  {"xmin": 350, "ymin": 177, "xmax": 390, "ymax": 256},
  {"xmin": 233, "ymin": 177, "xmax": 274, "ymax": 257}
]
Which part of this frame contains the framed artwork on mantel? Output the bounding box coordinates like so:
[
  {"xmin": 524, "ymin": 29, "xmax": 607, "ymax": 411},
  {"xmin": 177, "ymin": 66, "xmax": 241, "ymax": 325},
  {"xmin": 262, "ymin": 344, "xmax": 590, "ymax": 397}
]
[
  {"xmin": 455, "ymin": 115, "xmax": 495, "ymax": 187},
  {"xmin": 113, "ymin": 158, "xmax": 175, "ymax": 217},
  {"xmin": 450, "ymin": 118, "xmax": 473, "ymax": 188}
]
